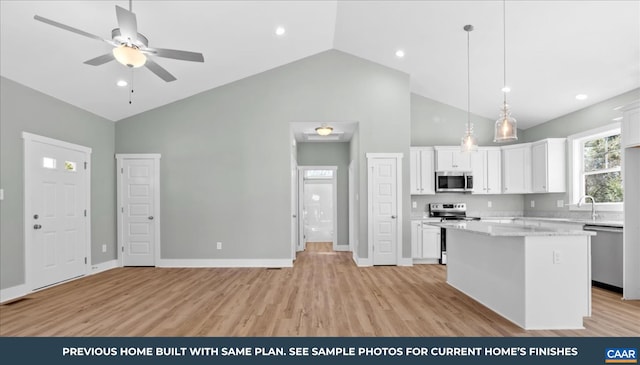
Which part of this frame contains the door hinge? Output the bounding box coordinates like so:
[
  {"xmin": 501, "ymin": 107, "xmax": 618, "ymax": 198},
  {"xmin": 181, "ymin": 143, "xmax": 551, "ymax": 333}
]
[
  {"xmin": 122, "ymin": 246, "xmax": 124, "ymax": 252},
  {"xmin": 84, "ymin": 162, "xmax": 87, "ymax": 170},
  {"xmin": 84, "ymin": 257, "xmax": 87, "ymax": 264},
  {"xmin": 121, "ymin": 168, "xmax": 123, "ymax": 174},
  {"xmin": 121, "ymin": 207, "xmax": 124, "ymax": 213},
  {"xmin": 84, "ymin": 209, "xmax": 87, "ymax": 217}
]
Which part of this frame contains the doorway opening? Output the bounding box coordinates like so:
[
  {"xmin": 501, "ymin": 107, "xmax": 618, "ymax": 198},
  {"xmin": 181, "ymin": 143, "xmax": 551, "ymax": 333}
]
[{"xmin": 298, "ymin": 167, "xmax": 337, "ymax": 251}]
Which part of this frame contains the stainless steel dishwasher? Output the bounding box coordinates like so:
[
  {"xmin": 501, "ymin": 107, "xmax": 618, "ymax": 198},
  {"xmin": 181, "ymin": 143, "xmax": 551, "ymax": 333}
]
[{"xmin": 584, "ymin": 225, "xmax": 624, "ymax": 292}]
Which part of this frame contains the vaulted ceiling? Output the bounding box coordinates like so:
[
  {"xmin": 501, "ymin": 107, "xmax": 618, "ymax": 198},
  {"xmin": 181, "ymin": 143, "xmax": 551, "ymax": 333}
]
[{"xmin": 1, "ymin": 1, "xmax": 638, "ymax": 128}]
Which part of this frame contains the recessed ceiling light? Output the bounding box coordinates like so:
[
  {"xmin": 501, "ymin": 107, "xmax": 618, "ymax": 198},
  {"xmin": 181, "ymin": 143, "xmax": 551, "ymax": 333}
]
[
  {"xmin": 275, "ymin": 26, "xmax": 286, "ymax": 36},
  {"xmin": 501, "ymin": 86, "xmax": 511, "ymax": 93},
  {"xmin": 575, "ymin": 94, "xmax": 588, "ymax": 100},
  {"xmin": 116, "ymin": 80, "xmax": 128, "ymax": 87},
  {"xmin": 395, "ymin": 49, "xmax": 405, "ymax": 58}
]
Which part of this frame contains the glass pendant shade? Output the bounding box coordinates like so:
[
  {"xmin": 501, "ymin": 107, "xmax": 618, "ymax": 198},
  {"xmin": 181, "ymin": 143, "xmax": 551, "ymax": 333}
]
[
  {"xmin": 461, "ymin": 123, "xmax": 478, "ymax": 152},
  {"xmin": 494, "ymin": 102, "xmax": 518, "ymax": 142},
  {"xmin": 113, "ymin": 45, "xmax": 146, "ymax": 68}
]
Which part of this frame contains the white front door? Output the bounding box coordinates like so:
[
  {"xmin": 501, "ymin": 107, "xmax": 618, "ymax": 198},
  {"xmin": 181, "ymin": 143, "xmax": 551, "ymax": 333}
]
[
  {"xmin": 24, "ymin": 133, "xmax": 90, "ymax": 290},
  {"xmin": 120, "ymin": 158, "xmax": 157, "ymax": 266},
  {"xmin": 369, "ymin": 157, "xmax": 399, "ymax": 265}
]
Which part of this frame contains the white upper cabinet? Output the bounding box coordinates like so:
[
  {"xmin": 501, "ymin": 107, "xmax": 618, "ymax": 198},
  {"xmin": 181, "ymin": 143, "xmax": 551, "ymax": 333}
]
[
  {"xmin": 471, "ymin": 147, "xmax": 502, "ymax": 195},
  {"xmin": 621, "ymin": 100, "xmax": 640, "ymax": 148},
  {"xmin": 409, "ymin": 147, "xmax": 435, "ymax": 195},
  {"xmin": 531, "ymin": 138, "xmax": 566, "ymax": 193},
  {"xmin": 502, "ymin": 143, "xmax": 532, "ymax": 194},
  {"xmin": 434, "ymin": 146, "xmax": 472, "ymax": 171}
]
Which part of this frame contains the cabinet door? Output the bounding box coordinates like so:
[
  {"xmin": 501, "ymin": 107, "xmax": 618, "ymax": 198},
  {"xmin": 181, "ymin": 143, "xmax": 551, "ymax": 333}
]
[
  {"xmin": 411, "ymin": 221, "xmax": 422, "ymax": 258},
  {"xmin": 421, "ymin": 225, "xmax": 441, "ymax": 259},
  {"xmin": 452, "ymin": 150, "xmax": 472, "ymax": 171},
  {"xmin": 531, "ymin": 142, "xmax": 548, "ymax": 193},
  {"xmin": 436, "ymin": 148, "xmax": 471, "ymax": 171},
  {"xmin": 420, "ymin": 149, "xmax": 435, "ymax": 194},
  {"xmin": 410, "ymin": 149, "xmax": 421, "ymax": 194},
  {"xmin": 486, "ymin": 149, "xmax": 502, "ymax": 194},
  {"xmin": 502, "ymin": 145, "xmax": 531, "ymax": 194},
  {"xmin": 471, "ymin": 150, "xmax": 487, "ymax": 194},
  {"xmin": 623, "ymin": 106, "xmax": 640, "ymax": 148}
]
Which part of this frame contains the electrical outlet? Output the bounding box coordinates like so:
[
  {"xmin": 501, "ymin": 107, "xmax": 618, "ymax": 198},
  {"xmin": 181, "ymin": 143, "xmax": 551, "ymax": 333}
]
[
  {"xmin": 530, "ymin": 200, "xmax": 535, "ymax": 208},
  {"xmin": 487, "ymin": 201, "xmax": 492, "ymax": 208},
  {"xmin": 412, "ymin": 201, "xmax": 417, "ymax": 209},
  {"xmin": 101, "ymin": 244, "xmax": 107, "ymax": 253},
  {"xmin": 557, "ymin": 199, "xmax": 564, "ymax": 208},
  {"xmin": 217, "ymin": 242, "xmax": 222, "ymax": 250},
  {"xmin": 553, "ymin": 250, "xmax": 562, "ymax": 264},
  {"xmin": 0, "ymin": 188, "xmax": 4, "ymax": 200}
]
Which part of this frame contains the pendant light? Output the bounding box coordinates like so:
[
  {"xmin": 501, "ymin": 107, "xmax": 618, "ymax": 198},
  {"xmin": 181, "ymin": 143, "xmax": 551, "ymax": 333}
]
[
  {"xmin": 494, "ymin": 0, "xmax": 518, "ymax": 142},
  {"xmin": 461, "ymin": 24, "xmax": 478, "ymax": 152}
]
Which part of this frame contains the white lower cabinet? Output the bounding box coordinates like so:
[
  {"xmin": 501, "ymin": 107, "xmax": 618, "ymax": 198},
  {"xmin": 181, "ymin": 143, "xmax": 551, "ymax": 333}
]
[{"xmin": 412, "ymin": 220, "xmax": 441, "ymax": 263}]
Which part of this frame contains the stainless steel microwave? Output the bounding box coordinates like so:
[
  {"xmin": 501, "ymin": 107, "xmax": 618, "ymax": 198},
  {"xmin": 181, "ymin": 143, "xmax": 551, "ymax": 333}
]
[{"xmin": 435, "ymin": 171, "xmax": 473, "ymax": 192}]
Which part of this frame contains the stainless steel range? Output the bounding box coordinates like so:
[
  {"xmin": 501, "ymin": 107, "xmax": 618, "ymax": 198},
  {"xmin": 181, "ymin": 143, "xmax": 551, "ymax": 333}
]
[{"xmin": 428, "ymin": 203, "xmax": 480, "ymax": 264}]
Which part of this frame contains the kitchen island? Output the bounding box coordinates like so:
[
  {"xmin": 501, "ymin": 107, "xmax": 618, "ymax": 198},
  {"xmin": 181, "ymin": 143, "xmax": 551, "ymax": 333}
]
[{"xmin": 428, "ymin": 221, "xmax": 595, "ymax": 330}]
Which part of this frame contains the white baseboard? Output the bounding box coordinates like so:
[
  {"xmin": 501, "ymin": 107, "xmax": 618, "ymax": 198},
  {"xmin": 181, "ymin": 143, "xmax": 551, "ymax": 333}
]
[
  {"xmin": 413, "ymin": 258, "xmax": 440, "ymax": 265},
  {"xmin": 334, "ymin": 245, "xmax": 350, "ymax": 252},
  {"xmin": 0, "ymin": 283, "xmax": 28, "ymax": 304},
  {"xmin": 398, "ymin": 257, "xmax": 413, "ymax": 266},
  {"xmin": 353, "ymin": 254, "xmax": 372, "ymax": 267},
  {"xmin": 158, "ymin": 258, "xmax": 293, "ymax": 268},
  {"xmin": 89, "ymin": 259, "xmax": 119, "ymax": 274}
]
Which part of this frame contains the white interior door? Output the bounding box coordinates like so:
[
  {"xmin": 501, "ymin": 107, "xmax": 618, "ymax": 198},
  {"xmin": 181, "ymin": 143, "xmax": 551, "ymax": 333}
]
[
  {"xmin": 119, "ymin": 158, "xmax": 158, "ymax": 266},
  {"xmin": 24, "ymin": 133, "xmax": 89, "ymax": 290},
  {"xmin": 291, "ymin": 151, "xmax": 299, "ymax": 255},
  {"xmin": 369, "ymin": 157, "xmax": 398, "ymax": 265}
]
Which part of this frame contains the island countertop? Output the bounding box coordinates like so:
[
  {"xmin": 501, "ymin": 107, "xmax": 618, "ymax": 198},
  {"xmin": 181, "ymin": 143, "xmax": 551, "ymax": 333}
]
[{"xmin": 427, "ymin": 221, "xmax": 596, "ymax": 237}]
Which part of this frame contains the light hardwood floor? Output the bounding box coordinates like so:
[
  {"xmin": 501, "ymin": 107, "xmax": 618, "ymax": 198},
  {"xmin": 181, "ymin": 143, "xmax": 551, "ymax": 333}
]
[{"xmin": 1, "ymin": 243, "xmax": 638, "ymax": 336}]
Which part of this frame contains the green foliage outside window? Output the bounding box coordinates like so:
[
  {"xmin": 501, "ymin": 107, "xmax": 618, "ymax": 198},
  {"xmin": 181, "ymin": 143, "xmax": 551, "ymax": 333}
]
[{"xmin": 583, "ymin": 134, "xmax": 623, "ymax": 203}]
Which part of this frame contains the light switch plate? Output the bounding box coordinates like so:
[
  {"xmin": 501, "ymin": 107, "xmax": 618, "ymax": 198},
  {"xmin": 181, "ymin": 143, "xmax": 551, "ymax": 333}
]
[
  {"xmin": 0, "ymin": 188, "xmax": 3, "ymax": 200},
  {"xmin": 487, "ymin": 201, "xmax": 492, "ymax": 208},
  {"xmin": 556, "ymin": 200, "xmax": 564, "ymax": 208},
  {"xmin": 530, "ymin": 200, "xmax": 535, "ymax": 208},
  {"xmin": 412, "ymin": 201, "xmax": 417, "ymax": 209}
]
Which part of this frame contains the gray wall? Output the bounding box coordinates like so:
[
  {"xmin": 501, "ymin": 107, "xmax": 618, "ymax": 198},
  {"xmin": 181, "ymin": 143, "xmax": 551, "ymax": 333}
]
[
  {"xmin": 521, "ymin": 88, "xmax": 640, "ymax": 218},
  {"xmin": 297, "ymin": 142, "xmax": 350, "ymax": 247},
  {"xmin": 411, "ymin": 93, "xmax": 523, "ymax": 146},
  {"xmin": 0, "ymin": 77, "xmax": 116, "ymax": 290},
  {"xmin": 116, "ymin": 50, "xmax": 411, "ymax": 261}
]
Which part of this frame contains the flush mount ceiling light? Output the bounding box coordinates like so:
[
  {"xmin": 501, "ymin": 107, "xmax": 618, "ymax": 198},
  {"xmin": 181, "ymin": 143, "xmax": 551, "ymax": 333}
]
[
  {"xmin": 116, "ymin": 80, "xmax": 128, "ymax": 87},
  {"xmin": 112, "ymin": 45, "xmax": 146, "ymax": 68},
  {"xmin": 315, "ymin": 124, "xmax": 334, "ymax": 136},
  {"xmin": 395, "ymin": 49, "xmax": 405, "ymax": 58},
  {"xmin": 461, "ymin": 24, "xmax": 478, "ymax": 153},
  {"xmin": 494, "ymin": 0, "xmax": 518, "ymax": 143},
  {"xmin": 275, "ymin": 26, "xmax": 286, "ymax": 36},
  {"xmin": 575, "ymin": 94, "xmax": 588, "ymax": 100}
]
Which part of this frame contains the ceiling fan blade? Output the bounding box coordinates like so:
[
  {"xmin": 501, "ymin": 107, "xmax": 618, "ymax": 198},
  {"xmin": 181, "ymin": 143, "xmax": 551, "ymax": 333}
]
[
  {"xmin": 145, "ymin": 59, "xmax": 177, "ymax": 82},
  {"xmin": 115, "ymin": 5, "xmax": 138, "ymax": 43},
  {"xmin": 144, "ymin": 47, "xmax": 204, "ymax": 62},
  {"xmin": 34, "ymin": 15, "xmax": 106, "ymax": 42},
  {"xmin": 84, "ymin": 53, "xmax": 114, "ymax": 66}
]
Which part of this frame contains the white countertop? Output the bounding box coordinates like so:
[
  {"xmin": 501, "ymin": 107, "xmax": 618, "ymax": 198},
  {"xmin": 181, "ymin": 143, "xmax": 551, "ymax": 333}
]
[
  {"xmin": 427, "ymin": 221, "xmax": 596, "ymax": 237},
  {"xmin": 412, "ymin": 214, "xmax": 623, "ymax": 228}
]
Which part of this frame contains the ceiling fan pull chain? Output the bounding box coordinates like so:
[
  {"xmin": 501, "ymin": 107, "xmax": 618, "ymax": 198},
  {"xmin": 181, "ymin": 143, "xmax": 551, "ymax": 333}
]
[{"xmin": 129, "ymin": 69, "xmax": 134, "ymax": 104}]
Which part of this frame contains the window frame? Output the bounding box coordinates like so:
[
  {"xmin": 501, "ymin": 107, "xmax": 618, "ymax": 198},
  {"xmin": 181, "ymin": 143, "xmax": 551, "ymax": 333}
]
[{"xmin": 567, "ymin": 122, "xmax": 622, "ymax": 212}]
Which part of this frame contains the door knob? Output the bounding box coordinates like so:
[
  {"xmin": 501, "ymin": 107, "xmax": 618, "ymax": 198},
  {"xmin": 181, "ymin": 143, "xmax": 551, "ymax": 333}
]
[
  {"xmin": 33, "ymin": 224, "xmax": 42, "ymax": 230},
  {"xmin": 391, "ymin": 215, "xmax": 397, "ymax": 219},
  {"xmin": 292, "ymin": 214, "xmax": 297, "ymax": 218},
  {"xmin": 148, "ymin": 216, "xmax": 154, "ymax": 220}
]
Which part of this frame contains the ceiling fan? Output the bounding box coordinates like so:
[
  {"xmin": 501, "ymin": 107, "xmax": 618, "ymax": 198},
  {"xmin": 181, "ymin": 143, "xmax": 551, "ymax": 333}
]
[{"xmin": 34, "ymin": 3, "xmax": 204, "ymax": 82}]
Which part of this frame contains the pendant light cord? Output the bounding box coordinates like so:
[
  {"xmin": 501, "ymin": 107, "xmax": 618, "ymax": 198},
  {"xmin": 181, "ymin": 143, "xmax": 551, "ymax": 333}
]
[
  {"xmin": 503, "ymin": 0, "xmax": 507, "ymax": 105},
  {"xmin": 466, "ymin": 25, "xmax": 472, "ymax": 133}
]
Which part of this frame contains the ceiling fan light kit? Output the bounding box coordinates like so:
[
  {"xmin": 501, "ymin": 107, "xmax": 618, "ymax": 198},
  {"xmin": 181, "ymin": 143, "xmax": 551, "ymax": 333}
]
[
  {"xmin": 33, "ymin": 4, "xmax": 204, "ymax": 83},
  {"xmin": 112, "ymin": 45, "xmax": 146, "ymax": 68}
]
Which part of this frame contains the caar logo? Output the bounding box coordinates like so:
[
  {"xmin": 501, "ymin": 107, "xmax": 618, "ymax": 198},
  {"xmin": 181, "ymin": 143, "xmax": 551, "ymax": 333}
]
[{"xmin": 605, "ymin": 348, "xmax": 637, "ymax": 363}]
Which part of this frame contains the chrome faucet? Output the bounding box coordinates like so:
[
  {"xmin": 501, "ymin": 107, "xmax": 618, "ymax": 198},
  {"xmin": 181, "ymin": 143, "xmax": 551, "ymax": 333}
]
[{"xmin": 577, "ymin": 195, "xmax": 597, "ymax": 221}]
